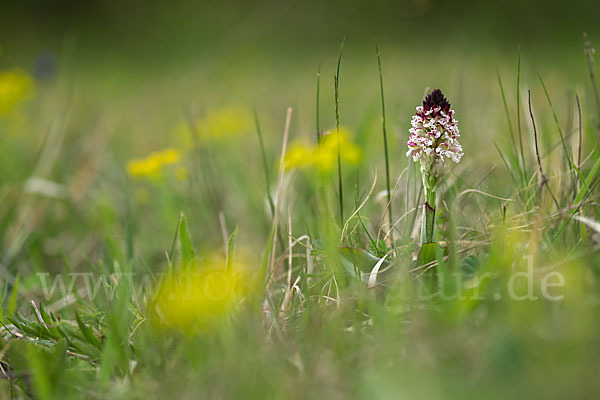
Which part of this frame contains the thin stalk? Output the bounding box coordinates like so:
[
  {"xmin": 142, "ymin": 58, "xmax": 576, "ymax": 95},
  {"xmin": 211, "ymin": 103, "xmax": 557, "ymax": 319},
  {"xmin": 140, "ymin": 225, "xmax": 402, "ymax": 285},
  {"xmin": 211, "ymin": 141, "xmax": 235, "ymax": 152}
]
[
  {"xmin": 575, "ymin": 94, "xmax": 583, "ymax": 197},
  {"xmin": 316, "ymin": 63, "xmax": 321, "ymax": 146},
  {"xmin": 375, "ymin": 41, "xmax": 394, "ymax": 244},
  {"xmin": 516, "ymin": 51, "xmax": 528, "ymax": 181},
  {"xmin": 334, "ymin": 37, "xmax": 346, "ymax": 228}
]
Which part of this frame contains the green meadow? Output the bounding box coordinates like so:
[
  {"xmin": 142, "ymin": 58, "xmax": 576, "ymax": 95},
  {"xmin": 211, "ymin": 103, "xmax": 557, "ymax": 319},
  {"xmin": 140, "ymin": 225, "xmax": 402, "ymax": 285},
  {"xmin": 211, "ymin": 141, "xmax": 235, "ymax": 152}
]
[{"xmin": 1, "ymin": 1, "xmax": 600, "ymax": 398}]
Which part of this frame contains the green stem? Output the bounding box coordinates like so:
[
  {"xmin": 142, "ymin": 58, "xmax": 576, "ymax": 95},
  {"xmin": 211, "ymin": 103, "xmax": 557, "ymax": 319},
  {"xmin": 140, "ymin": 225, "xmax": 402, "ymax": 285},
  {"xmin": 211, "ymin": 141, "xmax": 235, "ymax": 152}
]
[
  {"xmin": 420, "ymin": 189, "xmax": 436, "ymax": 245},
  {"xmin": 416, "ymin": 181, "xmax": 438, "ymax": 281},
  {"xmin": 419, "ymin": 166, "xmax": 438, "ymax": 245},
  {"xmin": 334, "ymin": 37, "xmax": 345, "ymax": 228}
]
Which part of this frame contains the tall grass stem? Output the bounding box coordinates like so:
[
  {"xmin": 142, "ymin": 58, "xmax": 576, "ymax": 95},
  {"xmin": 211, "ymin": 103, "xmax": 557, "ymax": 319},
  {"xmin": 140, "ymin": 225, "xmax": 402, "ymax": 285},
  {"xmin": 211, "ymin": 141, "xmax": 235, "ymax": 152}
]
[
  {"xmin": 334, "ymin": 37, "xmax": 346, "ymax": 228},
  {"xmin": 375, "ymin": 41, "xmax": 394, "ymax": 245}
]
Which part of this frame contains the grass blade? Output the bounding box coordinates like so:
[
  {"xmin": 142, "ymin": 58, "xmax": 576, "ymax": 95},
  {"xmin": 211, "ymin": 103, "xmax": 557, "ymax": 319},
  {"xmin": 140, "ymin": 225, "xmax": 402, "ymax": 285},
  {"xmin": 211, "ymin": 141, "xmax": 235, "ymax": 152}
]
[
  {"xmin": 375, "ymin": 40, "xmax": 394, "ymax": 244},
  {"xmin": 516, "ymin": 51, "xmax": 528, "ymax": 183},
  {"xmin": 334, "ymin": 36, "xmax": 346, "ymax": 228},
  {"xmin": 178, "ymin": 212, "xmax": 196, "ymax": 266},
  {"xmin": 316, "ymin": 63, "xmax": 322, "ymax": 145}
]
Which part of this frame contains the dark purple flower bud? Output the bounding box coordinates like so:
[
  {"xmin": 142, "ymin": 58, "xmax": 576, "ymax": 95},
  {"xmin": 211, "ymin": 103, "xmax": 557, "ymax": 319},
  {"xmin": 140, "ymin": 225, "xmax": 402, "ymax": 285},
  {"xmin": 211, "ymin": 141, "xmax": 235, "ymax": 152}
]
[{"xmin": 422, "ymin": 89, "xmax": 451, "ymax": 114}]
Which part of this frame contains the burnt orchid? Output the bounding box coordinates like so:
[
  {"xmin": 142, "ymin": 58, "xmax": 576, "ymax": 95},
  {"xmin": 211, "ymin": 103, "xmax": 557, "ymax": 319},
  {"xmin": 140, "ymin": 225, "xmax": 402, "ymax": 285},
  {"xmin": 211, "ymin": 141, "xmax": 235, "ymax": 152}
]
[{"xmin": 407, "ymin": 89, "xmax": 462, "ymax": 248}]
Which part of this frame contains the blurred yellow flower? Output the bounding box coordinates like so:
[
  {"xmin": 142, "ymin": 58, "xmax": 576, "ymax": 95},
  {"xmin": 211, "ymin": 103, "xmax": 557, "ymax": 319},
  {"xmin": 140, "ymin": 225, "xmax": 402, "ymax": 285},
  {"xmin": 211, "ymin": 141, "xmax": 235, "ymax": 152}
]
[
  {"xmin": 283, "ymin": 128, "xmax": 363, "ymax": 172},
  {"xmin": 174, "ymin": 106, "xmax": 253, "ymax": 146},
  {"xmin": 153, "ymin": 262, "xmax": 253, "ymax": 332},
  {"xmin": 127, "ymin": 148, "xmax": 182, "ymax": 179},
  {"xmin": 0, "ymin": 69, "xmax": 34, "ymax": 116},
  {"xmin": 283, "ymin": 144, "xmax": 312, "ymax": 170}
]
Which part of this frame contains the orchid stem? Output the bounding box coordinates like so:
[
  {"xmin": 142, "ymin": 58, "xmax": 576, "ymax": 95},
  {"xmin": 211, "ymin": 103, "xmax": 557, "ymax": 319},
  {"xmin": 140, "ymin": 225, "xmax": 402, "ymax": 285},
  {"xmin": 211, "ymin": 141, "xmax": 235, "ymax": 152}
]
[{"xmin": 420, "ymin": 190, "xmax": 436, "ymax": 245}]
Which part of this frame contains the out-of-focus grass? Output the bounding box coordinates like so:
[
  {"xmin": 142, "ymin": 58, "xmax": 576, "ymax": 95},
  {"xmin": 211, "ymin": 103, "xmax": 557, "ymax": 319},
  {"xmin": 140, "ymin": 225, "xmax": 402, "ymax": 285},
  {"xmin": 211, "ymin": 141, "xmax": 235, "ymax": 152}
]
[{"xmin": 0, "ymin": 20, "xmax": 600, "ymax": 398}]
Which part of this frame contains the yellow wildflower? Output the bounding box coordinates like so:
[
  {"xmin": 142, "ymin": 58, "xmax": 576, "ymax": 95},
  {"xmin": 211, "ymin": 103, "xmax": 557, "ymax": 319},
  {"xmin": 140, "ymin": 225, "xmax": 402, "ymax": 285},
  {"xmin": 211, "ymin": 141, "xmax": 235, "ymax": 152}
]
[
  {"xmin": 127, "ymin": 148, "xmax": 182, "ymax": 179},
  {"xmin": 283, "ymin": 128, "xmax": 363, "ymax": 172},
  {"xmin": 282, "ymin": 144, "xmax": 312, "ymax": 170},
  {"xmin": 152, "ymin": 148, "xmax": 181, "ymax": 164},
  {"xmin": 0, "ymin": 69, "xmax": 34, "ymax": 116},
  {"xmin": 152, "ymin": 262, "xmax": 253, "ymax": 332}
]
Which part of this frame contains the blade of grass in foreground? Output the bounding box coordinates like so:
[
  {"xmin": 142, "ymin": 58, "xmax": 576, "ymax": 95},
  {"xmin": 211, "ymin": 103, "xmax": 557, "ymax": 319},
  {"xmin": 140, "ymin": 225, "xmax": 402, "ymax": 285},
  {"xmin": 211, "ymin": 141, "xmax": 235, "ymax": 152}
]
[{"xmin": 515, "ymin": 51, "xmax": 528, "ymax": 184}]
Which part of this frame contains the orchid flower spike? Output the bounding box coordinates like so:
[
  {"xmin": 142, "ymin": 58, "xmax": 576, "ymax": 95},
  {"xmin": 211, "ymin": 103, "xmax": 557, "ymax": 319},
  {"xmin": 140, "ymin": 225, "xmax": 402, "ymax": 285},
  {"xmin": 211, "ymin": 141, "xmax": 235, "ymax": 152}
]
[
  {"xmin": 407, "ymin": 89, "xmax": 463, "ymax": 168},
  {"xmin": 407, "ymin": 89, "xmax": 462, "ymax": 205}
]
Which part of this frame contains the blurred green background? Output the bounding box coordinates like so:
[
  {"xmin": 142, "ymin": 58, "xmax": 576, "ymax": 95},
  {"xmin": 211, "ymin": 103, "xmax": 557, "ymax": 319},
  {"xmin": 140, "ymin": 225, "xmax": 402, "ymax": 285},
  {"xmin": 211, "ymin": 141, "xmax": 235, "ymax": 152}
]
[
  {"xmin": 3, "ymin": 0, "xmax": 599, "ymax": 96},
  {"xmin": 4, "ymin": 0, "xmax": 599, "ymax": 59},
  {"xmin": 3, "ymin": 0, "xmax": 598, "ymax": 162},
  {"xmin": 3, "ymin": 0, "xmax": 598, "ymax": 130}
]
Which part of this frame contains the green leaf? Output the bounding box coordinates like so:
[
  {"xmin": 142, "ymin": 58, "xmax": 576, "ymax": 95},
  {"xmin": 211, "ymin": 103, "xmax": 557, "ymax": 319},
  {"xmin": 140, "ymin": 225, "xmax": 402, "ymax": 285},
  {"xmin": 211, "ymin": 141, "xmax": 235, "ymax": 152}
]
[
  {"xmin": 461, "ymin": 254, "xmax": 481, "ymax": 279},
  {"xmin": 178, "ymin": 212, "xmax": 196, "ymax": 267},
  {"xmin": 574, "ymin": 155, "xmax": 600, "ymax": 206},
  {"xmin": 8, "ymin": 274, "xmax": 19, "ymax": 316},
  {"xmin": 340, "ymin": 248, "xmax": 392, "ymax": 278},
  {"xmin": 76, "ymin": 311, "xmax": 102, "ymax": 349},
  {"xmin": 416, "ymin": 242, "xmax": 440, "ymax": 269}
]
